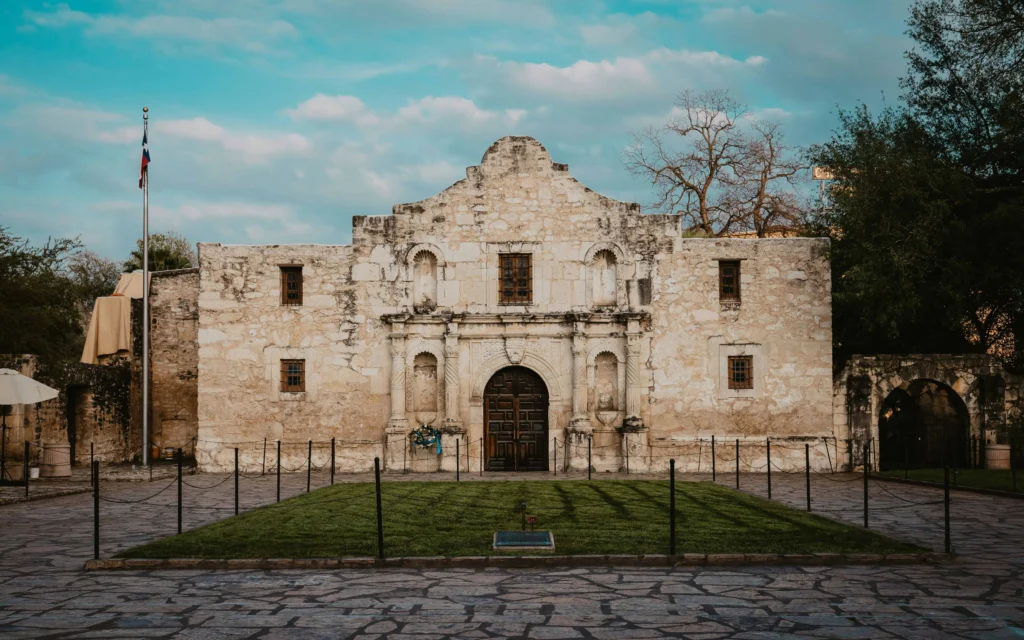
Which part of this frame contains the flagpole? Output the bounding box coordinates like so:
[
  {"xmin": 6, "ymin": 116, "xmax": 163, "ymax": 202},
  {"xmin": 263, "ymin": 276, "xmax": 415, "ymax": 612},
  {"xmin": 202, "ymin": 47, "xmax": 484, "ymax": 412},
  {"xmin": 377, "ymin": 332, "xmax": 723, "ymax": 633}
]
[{"xmin": 142, "ymin": 106, "xmax": 150, "ymax": 468}]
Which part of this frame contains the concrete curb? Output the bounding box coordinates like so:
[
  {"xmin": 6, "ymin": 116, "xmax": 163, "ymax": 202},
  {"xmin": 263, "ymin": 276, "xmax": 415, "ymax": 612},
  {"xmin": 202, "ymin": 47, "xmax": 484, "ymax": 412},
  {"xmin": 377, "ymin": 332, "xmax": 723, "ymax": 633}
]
[
  {"xmin": 872, "ymin": 474, "xmax": 1024, "ymax": 500},
  {"xmin": 84, "ymin": 552, "xmax": 952, "ymax": 571},
  {"xmin": 0, "ymin": 488, "xmax": 91, "ymax": 507}
]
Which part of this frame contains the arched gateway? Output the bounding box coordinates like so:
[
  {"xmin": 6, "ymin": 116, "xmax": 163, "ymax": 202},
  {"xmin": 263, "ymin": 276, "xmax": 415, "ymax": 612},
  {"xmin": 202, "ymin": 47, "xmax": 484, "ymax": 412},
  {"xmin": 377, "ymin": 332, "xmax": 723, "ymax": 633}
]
[{"xmin": 484, "ymin": 366, "xmax": 549, "ymax": 471}]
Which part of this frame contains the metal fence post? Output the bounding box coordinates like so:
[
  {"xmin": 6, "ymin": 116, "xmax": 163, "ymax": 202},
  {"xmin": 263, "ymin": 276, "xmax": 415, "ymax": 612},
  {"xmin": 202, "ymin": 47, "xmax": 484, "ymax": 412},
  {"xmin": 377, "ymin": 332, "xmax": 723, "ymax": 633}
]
[
  {"xmin": 480, "ymin": 438, "xmax": 483, "ymax": 476},
  {"xmin": 1011, "ymin": 437, "xmax": 1017, "ymax": 493},
  {"xmin": 711, "ymin": 435, "xmax": 716, "ymax": 481},
  {"xmin": 331, "ymin": 437, "xmax": 335, "ymax": 486},
  {"xmin": 805, "ymin": 443, "xmax": 811, "ymax": 512},
  {"xmin": 374, "ymin": 457, "xmax": 384, "ymax": 560},
  {"xmin": 234, "ymin": 447, "xmax": 239, "ymax": 516},
  {"xmin": 863, "ymin": 443, "xmax": 869, "ymax": 529},
  {"xmin": 456, "ymin": 438, "xmax": 460, "ymax": 482},
  {"xmin": 306, "ymin": 440, "xmax": 312, "ymax": 493},
  {"xmin": 24, "ymin": 441, "xmax": 29, "ymax": 498},
  {"xmin": 262, "ymin": 437, "xmax": 267, "ymax": 477},
  {"xmin": 177, "ymin": 448, "xmax": 183, "ymax": 534},
  {"xmin": 735, "ymin": 439, "xmax": 740, "ymax": 489},
  {"xmin": 276, "ymin": 440, "xmax": 281, "ymax": 503},
  {"xmin": 554, "ymin": 437, "xmax": 557, "ymax": 476},
  {"xmin": 669, "ymin": 459, "xmax": 676, "ymax": 556},
  {"xmin": 625, "ymin": 438, "xmax": 630, "ymax": 475},
  {"xmin": 90, "ymin": 442, "xmax": 94, "ymax": 487},
  {"xmin": 92, "ymin": 460, "xmax": 99, "ymax": 560},
  {"xmin": 588, "ymin": 437, "xmax": 592, "ymax": 480},
  {"xmin": 766, "ymin": 438, "xmax": 772, "ymax": 500},
  {"xmin": 944, "ymin": 466, "xmax": 951, "ymax": 554}
]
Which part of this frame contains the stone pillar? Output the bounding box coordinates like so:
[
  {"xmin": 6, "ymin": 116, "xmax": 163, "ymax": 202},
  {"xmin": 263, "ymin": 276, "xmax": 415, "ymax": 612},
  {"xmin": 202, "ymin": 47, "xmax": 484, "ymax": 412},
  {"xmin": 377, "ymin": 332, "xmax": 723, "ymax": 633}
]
[
  {"xmin": 385, "ymin": 320, "xmax": 409, "ymax": 471},
  {"xmin": 443, "ymin": 322, "xmax": 461, "ymax": 430},
  {"xmin": 569, "ymin": 322, "xmax": 591, "ymax": 431},
  {"xmin": 567, "ymin": 321, "xmax": 593, "ymax": 471},
  {"xmin": 439, "ymin": 321, "xmax": 465, "ymax": 472},
  {"xmin": 624, "ymin": 319, "xmax": 645, "ymax": 430}
]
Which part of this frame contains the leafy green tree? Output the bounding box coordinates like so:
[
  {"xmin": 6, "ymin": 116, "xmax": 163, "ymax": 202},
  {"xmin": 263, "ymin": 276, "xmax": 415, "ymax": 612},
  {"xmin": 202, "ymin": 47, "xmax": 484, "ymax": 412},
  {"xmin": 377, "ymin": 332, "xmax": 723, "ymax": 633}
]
[
  {"xmin": 0, "ymin": 227, "xmax": 85, "ymax": 361},
  {"xmin": 811, "ymin": 0, "xmax": 1024, "ymax": 368},
  {"xmin": 123, "ymin": 231, "xmax": 197, "ymax": 272}
]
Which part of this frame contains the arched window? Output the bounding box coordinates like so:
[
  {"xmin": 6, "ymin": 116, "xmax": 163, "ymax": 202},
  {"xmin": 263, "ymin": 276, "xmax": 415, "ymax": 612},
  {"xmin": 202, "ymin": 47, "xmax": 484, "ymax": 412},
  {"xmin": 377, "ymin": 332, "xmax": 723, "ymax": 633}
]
[
  {"xmin": 412, "ymin": 353, "xmax": 439, "ymax": 413},
  {"xmin": 413, "ymin": 250, "xmax": 438, "ymax": 312},
  {"xmin": 594, "ymin": 352, "xmax": 618, "ymax": 411},
  {"xmin": 592, "ymin": 249, "xmax": 617, "ymax": 307}
]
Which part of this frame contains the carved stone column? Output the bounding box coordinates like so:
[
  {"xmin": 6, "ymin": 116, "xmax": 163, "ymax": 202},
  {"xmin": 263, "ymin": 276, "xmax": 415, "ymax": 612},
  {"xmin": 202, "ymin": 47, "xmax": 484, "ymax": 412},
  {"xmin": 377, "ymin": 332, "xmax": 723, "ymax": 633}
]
[
  {"xmin": 443, "ymin": 322, "xmax": 461, "ymax": 430},
  {"xmin": 569, "ymin": 321, "xmax": 591, "ymax": 431},
  {"xmin": 624, "ymin": 318, "xmax": 645, "ymax": 430},
  {"xmin": 439, "ymin": 321, "xmax": 465, "ymax": 472},
  {"xmin": 621, "ymin": 317, "xmax": 648, "ymax": 470},
  {"xmin": 385, "ymin": 319, "xmax": 409, "ymax": 471}
]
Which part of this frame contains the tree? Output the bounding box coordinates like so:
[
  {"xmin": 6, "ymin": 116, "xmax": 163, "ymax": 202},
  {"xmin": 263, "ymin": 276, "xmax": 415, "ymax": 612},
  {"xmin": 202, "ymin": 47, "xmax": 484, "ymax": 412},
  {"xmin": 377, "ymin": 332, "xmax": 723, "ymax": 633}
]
[
  {"xmin": 123, "ymin": 231, "xmax": 197, "ymax": 272},
  {"xmin": 0, "ymin": 227, "xmax": 85, "ymax": 361},
  {"xmin": 624, "ymin": 89, "xmax": 808, "ymax": 237},
  {"xmin": 810, "ymin": 0, "xmax": 1024, "ymax": 368},
  {"xmin": 69, "ymin": 250, "xmax": 121, "ymax": 303}
]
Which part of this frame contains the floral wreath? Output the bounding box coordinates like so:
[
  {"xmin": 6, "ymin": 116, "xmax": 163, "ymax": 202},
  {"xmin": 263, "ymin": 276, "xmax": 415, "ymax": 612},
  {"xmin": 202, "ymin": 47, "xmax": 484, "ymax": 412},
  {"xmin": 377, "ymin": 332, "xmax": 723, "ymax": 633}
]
[{"xmin": 411, "ymin": 424, "xmax": 442, "ymax": 454}]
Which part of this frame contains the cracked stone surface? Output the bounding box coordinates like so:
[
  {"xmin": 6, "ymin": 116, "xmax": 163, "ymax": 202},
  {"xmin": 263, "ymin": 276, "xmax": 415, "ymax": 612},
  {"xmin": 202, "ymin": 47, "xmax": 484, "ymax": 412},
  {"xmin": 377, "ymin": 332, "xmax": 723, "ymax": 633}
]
[{"xmin": 1, "ymin": 470, "xmax": 1022, "ymax": 638}]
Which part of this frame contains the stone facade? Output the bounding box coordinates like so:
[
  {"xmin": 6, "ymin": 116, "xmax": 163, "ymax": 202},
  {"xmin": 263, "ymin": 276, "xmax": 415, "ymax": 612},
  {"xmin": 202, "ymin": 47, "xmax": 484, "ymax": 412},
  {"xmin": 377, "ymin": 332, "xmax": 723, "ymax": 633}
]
[
  {"xmin": 195, "ymin": 137, "xmax": 834, "ymax": 473},
  {"xmin": 834, "ymin": 354, "xmax": 1024, "ymax": 470},
  {"xmin": 148, "ymin": 269, "xmax": 200, "ymax": 456}
]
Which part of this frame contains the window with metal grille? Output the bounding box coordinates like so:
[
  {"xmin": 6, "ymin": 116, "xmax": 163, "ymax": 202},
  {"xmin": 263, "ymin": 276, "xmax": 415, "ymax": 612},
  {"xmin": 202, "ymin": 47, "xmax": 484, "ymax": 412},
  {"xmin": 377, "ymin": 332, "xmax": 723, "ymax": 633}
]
[
  {"xmin": 727, "ymin": 355, "xmax": 753, "ymax": 390},
  {"xmin": 280, "ymin": 359, "xmax": 305, "ymax": 392},
  {"xmin": 499, "ymin": 254, "xmax": 532, "ymax": 305},
  {"xmin": 280, "ymin": 266, "xmax": 303, "ymax": 305},
  {"xmin": 719, "ymin": 260, "xmax": 740, "ymax": 302},
  {"xmin": 638, "ymin": 278, "xmax": 652, "ymax": 305}
]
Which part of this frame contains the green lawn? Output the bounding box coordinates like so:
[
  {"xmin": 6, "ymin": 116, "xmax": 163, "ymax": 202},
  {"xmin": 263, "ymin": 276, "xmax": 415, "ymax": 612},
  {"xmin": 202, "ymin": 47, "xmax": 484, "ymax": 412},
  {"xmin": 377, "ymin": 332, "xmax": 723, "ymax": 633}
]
[
  {"xmin": 120, "ymin": 480, "xmax": 922, "ymax": 559},
  {"xmin": 879, "ymin": 468, "xmax": 1021, "ymax": 493}
]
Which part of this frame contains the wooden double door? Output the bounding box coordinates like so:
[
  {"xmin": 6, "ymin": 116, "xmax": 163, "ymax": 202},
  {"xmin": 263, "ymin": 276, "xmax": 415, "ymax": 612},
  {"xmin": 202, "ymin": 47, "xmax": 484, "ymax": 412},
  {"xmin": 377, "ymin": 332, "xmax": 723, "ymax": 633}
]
[{"xmin": 484, "ymin": 367, "xmax": 549, "ymax": 472}]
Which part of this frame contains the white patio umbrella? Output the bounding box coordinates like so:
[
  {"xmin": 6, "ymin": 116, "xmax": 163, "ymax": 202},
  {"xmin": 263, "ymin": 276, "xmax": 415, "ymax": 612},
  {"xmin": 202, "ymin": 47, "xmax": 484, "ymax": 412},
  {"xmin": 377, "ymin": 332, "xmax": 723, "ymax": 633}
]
[{"xmin": 1, "ymin": 369, "xmax": 59, "ymax": 482}]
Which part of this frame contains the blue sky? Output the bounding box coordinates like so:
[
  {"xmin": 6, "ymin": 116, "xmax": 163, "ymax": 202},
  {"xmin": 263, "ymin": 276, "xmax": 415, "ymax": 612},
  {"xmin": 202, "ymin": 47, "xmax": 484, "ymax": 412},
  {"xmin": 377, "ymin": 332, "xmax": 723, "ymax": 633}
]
[{"xmin": 0, "ymin": 0, "xmax": 915, "ymax": 261}]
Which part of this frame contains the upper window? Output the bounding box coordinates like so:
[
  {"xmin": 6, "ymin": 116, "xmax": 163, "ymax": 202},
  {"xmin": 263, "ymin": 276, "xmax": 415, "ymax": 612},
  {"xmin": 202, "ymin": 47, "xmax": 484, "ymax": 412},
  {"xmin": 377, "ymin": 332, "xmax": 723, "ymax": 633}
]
[
  {"xmin": 719, "ymin": 260, "xmax": 741, "ymax": 303},
  {"xmin": 499, "ymin": 254, "xmax": 532, "ymax": 305},
  {"xmin": 281, "ymin": 266, "xmax": 303, "ymax": 306},
  {"xmin": 280, "ymin": 359, "xmax": 305, "ymax": 393},
  {"xmin": 727, "ymin": 355, "xmax": 753, "ymax": 390}
]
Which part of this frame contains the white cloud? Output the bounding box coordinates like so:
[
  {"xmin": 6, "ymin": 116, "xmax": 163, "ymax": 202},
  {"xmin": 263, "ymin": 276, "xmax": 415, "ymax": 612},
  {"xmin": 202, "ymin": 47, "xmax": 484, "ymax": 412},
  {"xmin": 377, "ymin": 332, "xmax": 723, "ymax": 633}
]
[
  {"xmin": 154, "ymin": 117, "xmax": 311, "ymax": 164},
  {"xmin": 0, "ymin": 75, "xmax": 30, "ymax": 98},
  {"xmin": 151, "ymin": 201, "xmax": 312, "ymax": 238},
  {"xmin": 396, "ymin": 96, "xmax": 495, "ymax": 126},
  {"xmin": 286, "ymin": 94, "xmax": 527, "ymax": 131},
  {"xmin": 471, "ymin": 47, "xmax": 768, "ymax": 103},
  {"xmin": 580, "ymin": 23, "xmax": 638, "ymax": 47},
  {"xmin": 281, "ymin": 0, "xmax": 554, "ymax": 27},
  {"xmin": 286, "ymin": 94, "xmax": 380, "ymax": 126},
  {"xmin": 24, "ymin": 4, "xmax": 299, "ymax": 52}
]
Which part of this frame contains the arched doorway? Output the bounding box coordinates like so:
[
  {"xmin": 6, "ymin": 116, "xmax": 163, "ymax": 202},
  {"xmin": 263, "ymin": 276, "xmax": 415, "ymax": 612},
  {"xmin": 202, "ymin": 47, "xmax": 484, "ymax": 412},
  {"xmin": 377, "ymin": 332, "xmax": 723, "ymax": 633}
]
[
  {"xmin": 878, "ymin": 379, "xmax": 969, "ymax": 470},
  {"xmin": 484, "ymin": 366, "xmax": 549, "ymax": 471}
]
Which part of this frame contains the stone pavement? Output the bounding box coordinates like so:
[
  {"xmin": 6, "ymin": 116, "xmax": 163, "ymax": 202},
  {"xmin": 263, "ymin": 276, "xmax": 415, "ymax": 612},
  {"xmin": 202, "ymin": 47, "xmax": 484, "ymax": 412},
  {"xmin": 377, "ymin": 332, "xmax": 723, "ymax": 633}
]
[{"xmin": 1, "ymin": 469, "xmax": 1023, "ymax": 638}]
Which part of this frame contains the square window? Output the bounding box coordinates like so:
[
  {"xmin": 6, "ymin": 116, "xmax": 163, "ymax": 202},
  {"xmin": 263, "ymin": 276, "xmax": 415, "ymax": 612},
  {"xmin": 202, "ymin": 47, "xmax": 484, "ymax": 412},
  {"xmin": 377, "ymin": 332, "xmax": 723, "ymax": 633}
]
[
  {"xmin": 728, "ymin": 355, "xmax": 753, "ymax": 390},
  {"xmin": 280, "ymin": 359, "xmax": 305, "ymax": 392},
  {"xmin": 499, "ymin": 254, "xmax": 532, "ymax": 305},
  {"xmin": 280, "ymin": 266, "xmax": 303, "ymax": 305},
  {"xmin": 719, "ymin": 260, "xmax": 740, "ymax": 303}
]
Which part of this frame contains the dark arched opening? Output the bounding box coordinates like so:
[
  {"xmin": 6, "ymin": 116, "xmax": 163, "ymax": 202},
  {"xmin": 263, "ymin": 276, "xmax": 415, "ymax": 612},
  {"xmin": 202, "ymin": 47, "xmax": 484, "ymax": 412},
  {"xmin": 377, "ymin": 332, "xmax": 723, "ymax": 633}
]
[
  {"xmin": 878, "ymin": 379, "xmax": 969, "ymax": 470},
  {"xmin": 484, "ymin": 366, "xmax": 548, "ymax": 472}
]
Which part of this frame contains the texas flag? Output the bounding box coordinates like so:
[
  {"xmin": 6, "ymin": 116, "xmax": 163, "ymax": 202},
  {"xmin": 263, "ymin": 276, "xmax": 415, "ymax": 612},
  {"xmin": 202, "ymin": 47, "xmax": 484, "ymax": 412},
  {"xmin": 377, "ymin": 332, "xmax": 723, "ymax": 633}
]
[{"xmin": 139, "ymin": 130, "xmax": 151, "ymax": 189}]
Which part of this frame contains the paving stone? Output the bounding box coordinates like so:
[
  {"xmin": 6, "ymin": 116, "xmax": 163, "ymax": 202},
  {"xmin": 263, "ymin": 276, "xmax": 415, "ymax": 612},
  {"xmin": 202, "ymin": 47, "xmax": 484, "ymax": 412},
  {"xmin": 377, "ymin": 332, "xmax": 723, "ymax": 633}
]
[{"xmin": 0, "ymin": 472, "xmax": 1023, "ymax": 638}]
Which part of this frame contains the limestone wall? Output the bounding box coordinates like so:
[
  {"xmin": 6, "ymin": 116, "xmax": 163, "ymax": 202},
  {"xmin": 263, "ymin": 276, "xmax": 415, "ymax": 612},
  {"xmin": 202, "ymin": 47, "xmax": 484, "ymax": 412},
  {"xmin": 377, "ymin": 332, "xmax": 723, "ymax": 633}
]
[
  {"xmin": 150, "ymin": 269, "xmax": 200, "ymax": 456},
  {"xmin": 195, "ymin": 136, "xmax": 835, "ymax": 473},
  {"xmin": 646, "ymin": 238, "xmax": 834, "ymax": 471}
]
